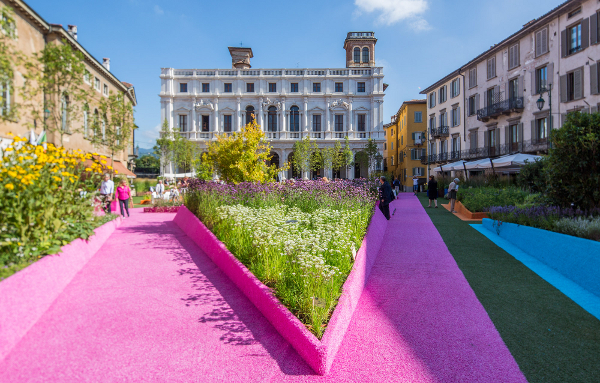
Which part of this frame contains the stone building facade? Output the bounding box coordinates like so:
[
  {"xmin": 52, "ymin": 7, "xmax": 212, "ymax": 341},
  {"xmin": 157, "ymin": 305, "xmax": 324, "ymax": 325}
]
[
  {"xmin": 0, "ymin": 0, "xmax": 137, "ymax": 174},
  {"xmin": 421, "ymin": 0, "xmax": 600, "ymax": 175},
  {"xmin": 159, "ymin": 32, "xmax": 386, "ymax": 180}
]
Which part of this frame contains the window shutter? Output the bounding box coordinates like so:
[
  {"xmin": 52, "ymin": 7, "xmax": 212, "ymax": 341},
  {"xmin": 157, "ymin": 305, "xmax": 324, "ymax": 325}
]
[
  {"xmin": 518, "ymin": 75, "xmax": 524, "ymax": 95},
  {"xmin": 421, "ymin": 167, "xmax": 425, "ymax": 176},
  {"xmin": 591, "ymin": 63, "xmax": 599, "ymax": 95},
  {"xmin": 531, "ymin": 120, "xmax": 536, "ymax": 142},
  {"xmin": 518, "ymin": 123, "xmax": 524, "ymax": 145},
  {"xmin": 560, "ymin": 113, "xmax": 567, "ymax": 127},
  {"xmin": 574, "ymin": 68, "xmax": 583, "ymax": 100},
  {"xmin": 495, "ymin": 130, "xmax": 500, "ymax": 152},
  {"xmin": 487, "ymin": 59, "xmax": 491, "ymax": 79},
  {"xmin": 531, "ymin": 70, "xmax": 536, "ymax": 95},
  {"xmin": 504, "ymin": 125, "xmax": 509, "ymax": 145},
  {"xmin": 561, "ymin": 29, "xmax": 567, "ymax": 58},
  {"xmin": 412, "ymin": 167, "xmax": 416, "ymax": 176},
  {"xmin": 412, "ymin": 132, "xmax": 415, "ymax": 140},
  {"xmin": 547, "ymin": 62, "xmax": 554, "ymax": 88},
  {"xmin": 560, "ymin": 74, "xmax": 568, "ymax": 102},
  {"xmin": 591, "ymin": 13, "xmax": 599, "ymax": 45},
  {"xmin": 535, "ymin": 31, "xmax": 542, "ymax": 57},
  {"xmin": 494, "ymin": 85, "xmax": 500, "ymax": 103},
  {"xmin": 456, "ymin": 78, "xmax": 460, "ymax": 96},
  {"xmin": 475, "ymin": 93, "xmax": 480, "ymax": 111},
  {"xmin": 457, "ymin": 107, "xmax": 461, "ymax": 125},
  {"xmin": 582, "ymin": 18, "xmax": 590, "ymax": 50},
  {"xmin": 541, "ymin": 28, "xmax": 548, "ymax": 55}
]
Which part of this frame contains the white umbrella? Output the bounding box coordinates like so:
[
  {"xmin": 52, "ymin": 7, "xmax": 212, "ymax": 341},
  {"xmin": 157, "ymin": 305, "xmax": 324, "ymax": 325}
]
[
  {"xmin": 484, "ymin": 153, "xmax": 543, "ymax": 168},
  {"xmin": 463, "ymin": 158, "xmax": 497, "ymax": 170}
]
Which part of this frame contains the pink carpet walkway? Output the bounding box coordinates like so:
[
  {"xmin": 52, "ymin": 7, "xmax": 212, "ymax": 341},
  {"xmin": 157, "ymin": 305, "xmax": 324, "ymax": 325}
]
[{"xmin": 0, "ymin": 195, "xmax": 526, "ymax": 382}]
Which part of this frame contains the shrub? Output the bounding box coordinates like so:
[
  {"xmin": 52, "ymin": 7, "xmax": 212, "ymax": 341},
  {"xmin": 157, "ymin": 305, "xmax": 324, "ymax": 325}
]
[
  {"xmin": 0, "ymin": 136, "xmax": 112, "ymax": 271},
  {"xmin": 457, "ymin": 186, "xmax": 529, "ymax": 212},
  {"xmin": 553, "ymin": 216, "xmax": 600, "ymax": 241},
  {"xmin": 517, "ymin": 157, "xmax": 548, "ymax": 193},
  {"xmin": 547, "ymin": 112, "xmax": 600, "ymax": 209}
]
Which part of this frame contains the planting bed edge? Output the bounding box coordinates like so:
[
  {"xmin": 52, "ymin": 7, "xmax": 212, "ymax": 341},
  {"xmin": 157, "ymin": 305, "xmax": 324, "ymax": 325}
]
[
  {"xmin": 0, "ymin": 216, "xmax": 122, "ymax": 362},
  {"xmin": 173, "ymin": 204, "xmax": 388, "ymax": 375}
]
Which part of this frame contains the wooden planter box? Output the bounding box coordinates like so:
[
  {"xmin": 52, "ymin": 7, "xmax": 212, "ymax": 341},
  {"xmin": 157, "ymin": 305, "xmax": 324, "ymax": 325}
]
[{"xmin": 455, "ymin": 201, "xmax": 489, "ymax": 220}]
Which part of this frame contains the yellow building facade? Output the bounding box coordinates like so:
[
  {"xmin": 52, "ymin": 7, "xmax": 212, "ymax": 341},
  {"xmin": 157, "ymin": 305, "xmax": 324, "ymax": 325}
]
[{"xmin": 386, "ymin": 100, "xmax": 427, "ymax": 191}]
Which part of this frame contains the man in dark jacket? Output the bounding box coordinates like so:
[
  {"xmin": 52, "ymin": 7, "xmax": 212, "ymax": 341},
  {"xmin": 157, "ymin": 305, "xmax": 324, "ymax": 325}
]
[
  {"xmin": 378, "ymin": 176, "xmax": 393, "ymax": 220},
  {"xmin": 427, "ymin": 175, "xmax": 438, "ymax": 208}
]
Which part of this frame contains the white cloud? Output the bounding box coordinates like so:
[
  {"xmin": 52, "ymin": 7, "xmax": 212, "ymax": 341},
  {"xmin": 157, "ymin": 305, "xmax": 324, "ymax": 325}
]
[
  {"xmin": 136, "ymin": 123, "xmax": 162, "ymax": 149},
  {"xmin": 153, "ymin": 5, "xmax": 164, "ymax": 15},
  {"xmin": 355, "ymin": 0, "xmax": 429, "ymax": 28}
]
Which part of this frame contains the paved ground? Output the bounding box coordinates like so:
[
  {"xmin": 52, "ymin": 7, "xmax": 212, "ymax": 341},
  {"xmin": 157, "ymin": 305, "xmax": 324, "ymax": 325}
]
[{"xmin": 0, "ymin": 195, "xmax": 526, "ymax": 382}]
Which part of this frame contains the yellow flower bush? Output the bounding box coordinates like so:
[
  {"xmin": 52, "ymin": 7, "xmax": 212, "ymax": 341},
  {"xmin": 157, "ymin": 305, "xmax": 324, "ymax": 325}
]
[{"xmin": 0, "ymin": 135, "xmax": 114, "ymax": 274}]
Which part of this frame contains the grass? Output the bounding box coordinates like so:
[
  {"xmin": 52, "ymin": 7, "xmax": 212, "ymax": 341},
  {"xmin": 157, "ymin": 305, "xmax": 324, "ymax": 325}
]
[{"xmin": 419, "ymin": 195, "xmax": 600, "ymax": 383}]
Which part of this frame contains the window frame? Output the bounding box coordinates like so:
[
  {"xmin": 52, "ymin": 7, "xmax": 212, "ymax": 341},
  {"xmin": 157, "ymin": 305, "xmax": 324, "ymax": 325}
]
[
  {"xmin": 362, "ymin": 47, "xmax": 369, "ymax": 63},
  {"xmin": 357, "ymin": 114, "xmax": 366, "ymax": 131},
  {"xmin": 178, "ymin": 114, "xmax": 187, "ymax": 132},
  {"xmin": 535, "ymin": 65, "xmax": 548, "ymax": 95},
  {"xmin": 103, "ymin": 84, "xmax": 109, "ymax": 97},
  {"xmin": 414, "ymin": 111, "xmax": 422, "ymax": 123},
  {"xmin": 313, "ymin": 114, "xmax": 321, "ymax": 132},
  {"xmin": 508, "ymin": 43, "xmax": 520, "ymax": 70},
  {"xmin": 334, "ymin": 82, "xmax": 343, "ymax": 92},
  {"xmin": 289, "ymin": 106, "xmax": 300, "ymax": 132},
  {"xmin": 313, "ymin": 82, "xmax": 321, "ymax": 92},
  {"xmin": 568, "ymin": 22, "xmax": 583, "ymax": 55},
  {"xmin": 179, "ymin": 83, "xmax": 188, "ymax": 93},
  {"xmin": 269, "ymin": 82, "xmax": 277, "ymax": 92},
  {"xmin": 202, "ymin": 83, "xmax": 210, "ymax": 93},
  {"xmin": 357, "ymin": 82, "xmax": 366, "ymax": 93},
  {"xmin": 94, "ymin": 77, "xmax": 100, "ymax": 91},
  {"xmin": 268, "ymin": 106, "xmax": 277, "ymax": 132},
  {"xmin": 469, "ymin": 67, "xmax": 477, "ymax": 89},
  {"xmin": 334, "ymin": 114, "xmax": 344, "ymax": 131},
  {"xmin": 223, "ymin": 114, "xmax": 232, "ymax": 132},
  {"xmin": 353, "ymin": 47, "xmax": 360, "ymax": 63},
  {"xmin": 468, "ymin": 95, "xmax": 476, "ymax": 116},
  {"xmin": 535, "ymin": 26, "xmax": 549, "ymax": 57},
  {"xmin": 246, "ymin": 83, "xmax": 255, "ymax": 93},
  {"xmin": 290, "ymin": 83, "xmax": 299, "ymax": 93},
  {"xmin": 487, "ymin": 56, "xmax": 497, "ymax": 80},
  {"xmin": 224, "ymin": 83, "xmax": 232, "ymax": 93}
]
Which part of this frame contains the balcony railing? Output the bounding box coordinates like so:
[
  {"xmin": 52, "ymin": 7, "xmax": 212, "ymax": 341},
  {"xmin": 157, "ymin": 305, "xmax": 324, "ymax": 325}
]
[
  {"xmin": 477, "ymin": 97, "xmax": 524, "ymax": 121},
  {"xmin": 430, "ymin": 126, "xmax": 449, "ymax": 138},
  {"xmin": 312, "ymin": 132, "xmax": 322, "ymax": 139}
]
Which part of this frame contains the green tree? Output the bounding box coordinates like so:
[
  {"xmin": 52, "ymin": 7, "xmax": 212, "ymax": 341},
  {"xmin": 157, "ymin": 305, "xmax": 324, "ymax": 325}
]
[
  {"xmin": 340, "ymin": 137, "xmax": 354, "ymax": 175},
  {"xmin": 291, "ymin": 136, "xmax": 318, "ymax": 178},
  {"xmin": 94, "ymin": 92, "xmax": 135, "ymax": 178},
  {"xmin": 135, "ymin": 155, "xmax": 160, "ymax": 173},
  {"xmin": 204, "ymin": 119, "xmax": 285, "ymax": 184},
  {"xmin": 355, "ymin": 138, "xmax": 379, "ymax": 176},
  {"xmin": 154, "ymin": 119, "xmax": 174, "ymax": 178},
  {"xmin": 0, "ymin": 6, "xmax": 19, "ymax": 122},
  {"xmin": 546, "ymin": 112, "xmax": 600, "ymax": 209},
  {"xmin": 174, "ymin": 137, "xmax": 199, "ymax": 176},
  {"xmin": 24, "ymin": 41, "xmax": 92, "ymax": 146}
]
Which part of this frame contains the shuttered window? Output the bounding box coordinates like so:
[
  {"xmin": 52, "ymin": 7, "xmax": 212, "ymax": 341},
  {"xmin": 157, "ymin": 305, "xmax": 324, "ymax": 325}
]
[
  {"xmin": 487, "ymin": 57, "xmax": 496, "ymax": 80},
  {"xmin": 508, "ymin": 43, "xmax": 520, "ymax": 70},
  {"xmin": 535, "ymin": 27, "xmax": 549, "ymax": 57},
  {"xmin": 429, "ymin": 92, "xmax": 436, "ymax": 108},
  {"xmin": 469, "ymin": 68, "xmax": 477, "ymax": 88},
  {"xmin": 561, "ymin": 67, "xmax": 584, "ymax": 102}
]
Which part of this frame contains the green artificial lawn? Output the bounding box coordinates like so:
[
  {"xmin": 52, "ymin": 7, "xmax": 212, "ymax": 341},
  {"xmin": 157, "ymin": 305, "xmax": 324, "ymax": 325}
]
[{"xmin": 418, "ymin": 195, "xmax": 600, "ymax": 383}]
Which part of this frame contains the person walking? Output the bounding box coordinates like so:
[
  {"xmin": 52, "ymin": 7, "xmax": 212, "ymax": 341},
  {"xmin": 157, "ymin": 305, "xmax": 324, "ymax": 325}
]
[
  {"xmin": 155, "ymin": 180, "xmax": 165, "ymax": 198},
  {"xmin": 448, "ymin": 178, "xmax": 459, "ymax": 213},
  {"xmin": 99, "ymin": 174, "xmax": 114, "ymax": 214},
  {"xmin": 116, "ymin": 179, "xmax": 131, "ymax": 218},
  {"xmin": 412, "ymin": 175, "xmax": 419, "ymax": 196},
  {"xmin": 392, "ymin": 177, "xmax": 400, "ymax": 196},
  {"xmin": 427, "ymin": 175, "xmax": 438, "ymax": 208},
  {"xmin": 378, "ymin": 176, "xmax": 393, "ymax": 220}
]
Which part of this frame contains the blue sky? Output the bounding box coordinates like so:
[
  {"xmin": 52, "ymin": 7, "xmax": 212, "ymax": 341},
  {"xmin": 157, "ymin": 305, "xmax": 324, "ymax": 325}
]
[{"xmin": 27, "ymin": 0, "xmax": 566, "ymax": 150}]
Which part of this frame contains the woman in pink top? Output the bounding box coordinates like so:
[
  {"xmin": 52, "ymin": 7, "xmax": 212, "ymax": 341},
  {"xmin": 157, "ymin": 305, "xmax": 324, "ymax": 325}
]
[{"xmin": 116, "ymin": 179, "xmax": 131, "ymax": 218}]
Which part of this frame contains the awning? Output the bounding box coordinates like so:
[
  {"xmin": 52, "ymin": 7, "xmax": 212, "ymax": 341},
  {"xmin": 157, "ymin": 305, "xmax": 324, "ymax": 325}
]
[
  {"xmin": 482, "ymin": 153, "xmax": 543, "ymax": 169},
  {"xmin": 432, "ymin": 160, "xmax": 467, "ymax": 173},
  {"xmin": 84, "ymin": 156, "xmax": 136, "ymax": 178}
]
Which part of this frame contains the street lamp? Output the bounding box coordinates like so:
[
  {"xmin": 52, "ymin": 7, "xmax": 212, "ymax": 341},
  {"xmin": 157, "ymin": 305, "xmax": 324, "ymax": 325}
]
[{"xmin": 536, "ymin": 83, "xmax": 553, "ymax": 150}]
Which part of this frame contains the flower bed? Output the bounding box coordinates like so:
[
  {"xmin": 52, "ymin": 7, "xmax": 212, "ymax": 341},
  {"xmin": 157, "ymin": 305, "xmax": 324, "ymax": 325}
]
[
  {"xmin": 185, "ymin": 179, "xmax": 376, "ymax": 338},
  {"xmin": 487, "ymin": 205, "xmax": 600, "ymax": 241},
  {"xmin": 143, "ymin": 206, "xmax": 181, "ymax": 213},
  {"xmin": 457, "ymin": 186, "xmax": 529, "ymax": 212}
]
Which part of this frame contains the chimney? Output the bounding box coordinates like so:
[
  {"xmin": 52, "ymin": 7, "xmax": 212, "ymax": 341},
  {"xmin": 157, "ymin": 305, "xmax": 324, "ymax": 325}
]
[
  {"xmin": 67, "ymin": 25, "xmax": 77, "ymax": 40},
  {"xmin": 103, "ymin": 58, "xmax": 110, "ymax": 71},
  {"xmin": 228, "ymin": 47, "xmax": 253, "ymax": 69}
]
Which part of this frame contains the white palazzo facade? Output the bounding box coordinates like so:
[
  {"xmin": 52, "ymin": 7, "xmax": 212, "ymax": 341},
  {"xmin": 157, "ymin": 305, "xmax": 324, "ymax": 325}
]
[{"xmin": 159, "ymin": 32, "xmax": 385, "ymax": 180}]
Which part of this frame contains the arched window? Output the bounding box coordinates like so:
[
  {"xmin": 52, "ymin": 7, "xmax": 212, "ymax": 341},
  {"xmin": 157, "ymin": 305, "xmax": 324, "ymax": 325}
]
[
  {"xmin": 61, "ymin": 95, "xmax": 69, "ymax": 132},
  {"xmin": 83, "ymin": 104, "xmax": 89, "ymax": 138},
  {"xmin": 289, "ymin": 106, "xmax": 299, "ymax": 132},
  {"xmin": 353, "ymin": 47, "xmax": 360, "ymax": 63},
  {"xmin": 268, "ymin": 106, "xmax": 277, "ymax": 132},
  {"xmin": 362, "ymin": 47, "xmax": 369, "ymax": 63},
  {"xmin": 102, "ymin": 114, "xmax": 107, "ymax": 140},
  {"xmin": 93, "ymin": 109, "xmax": 99, "ymax": 136},
  {"xmin": 245, "ymin": 105, "xmax": 255, "ymax": 125}
]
